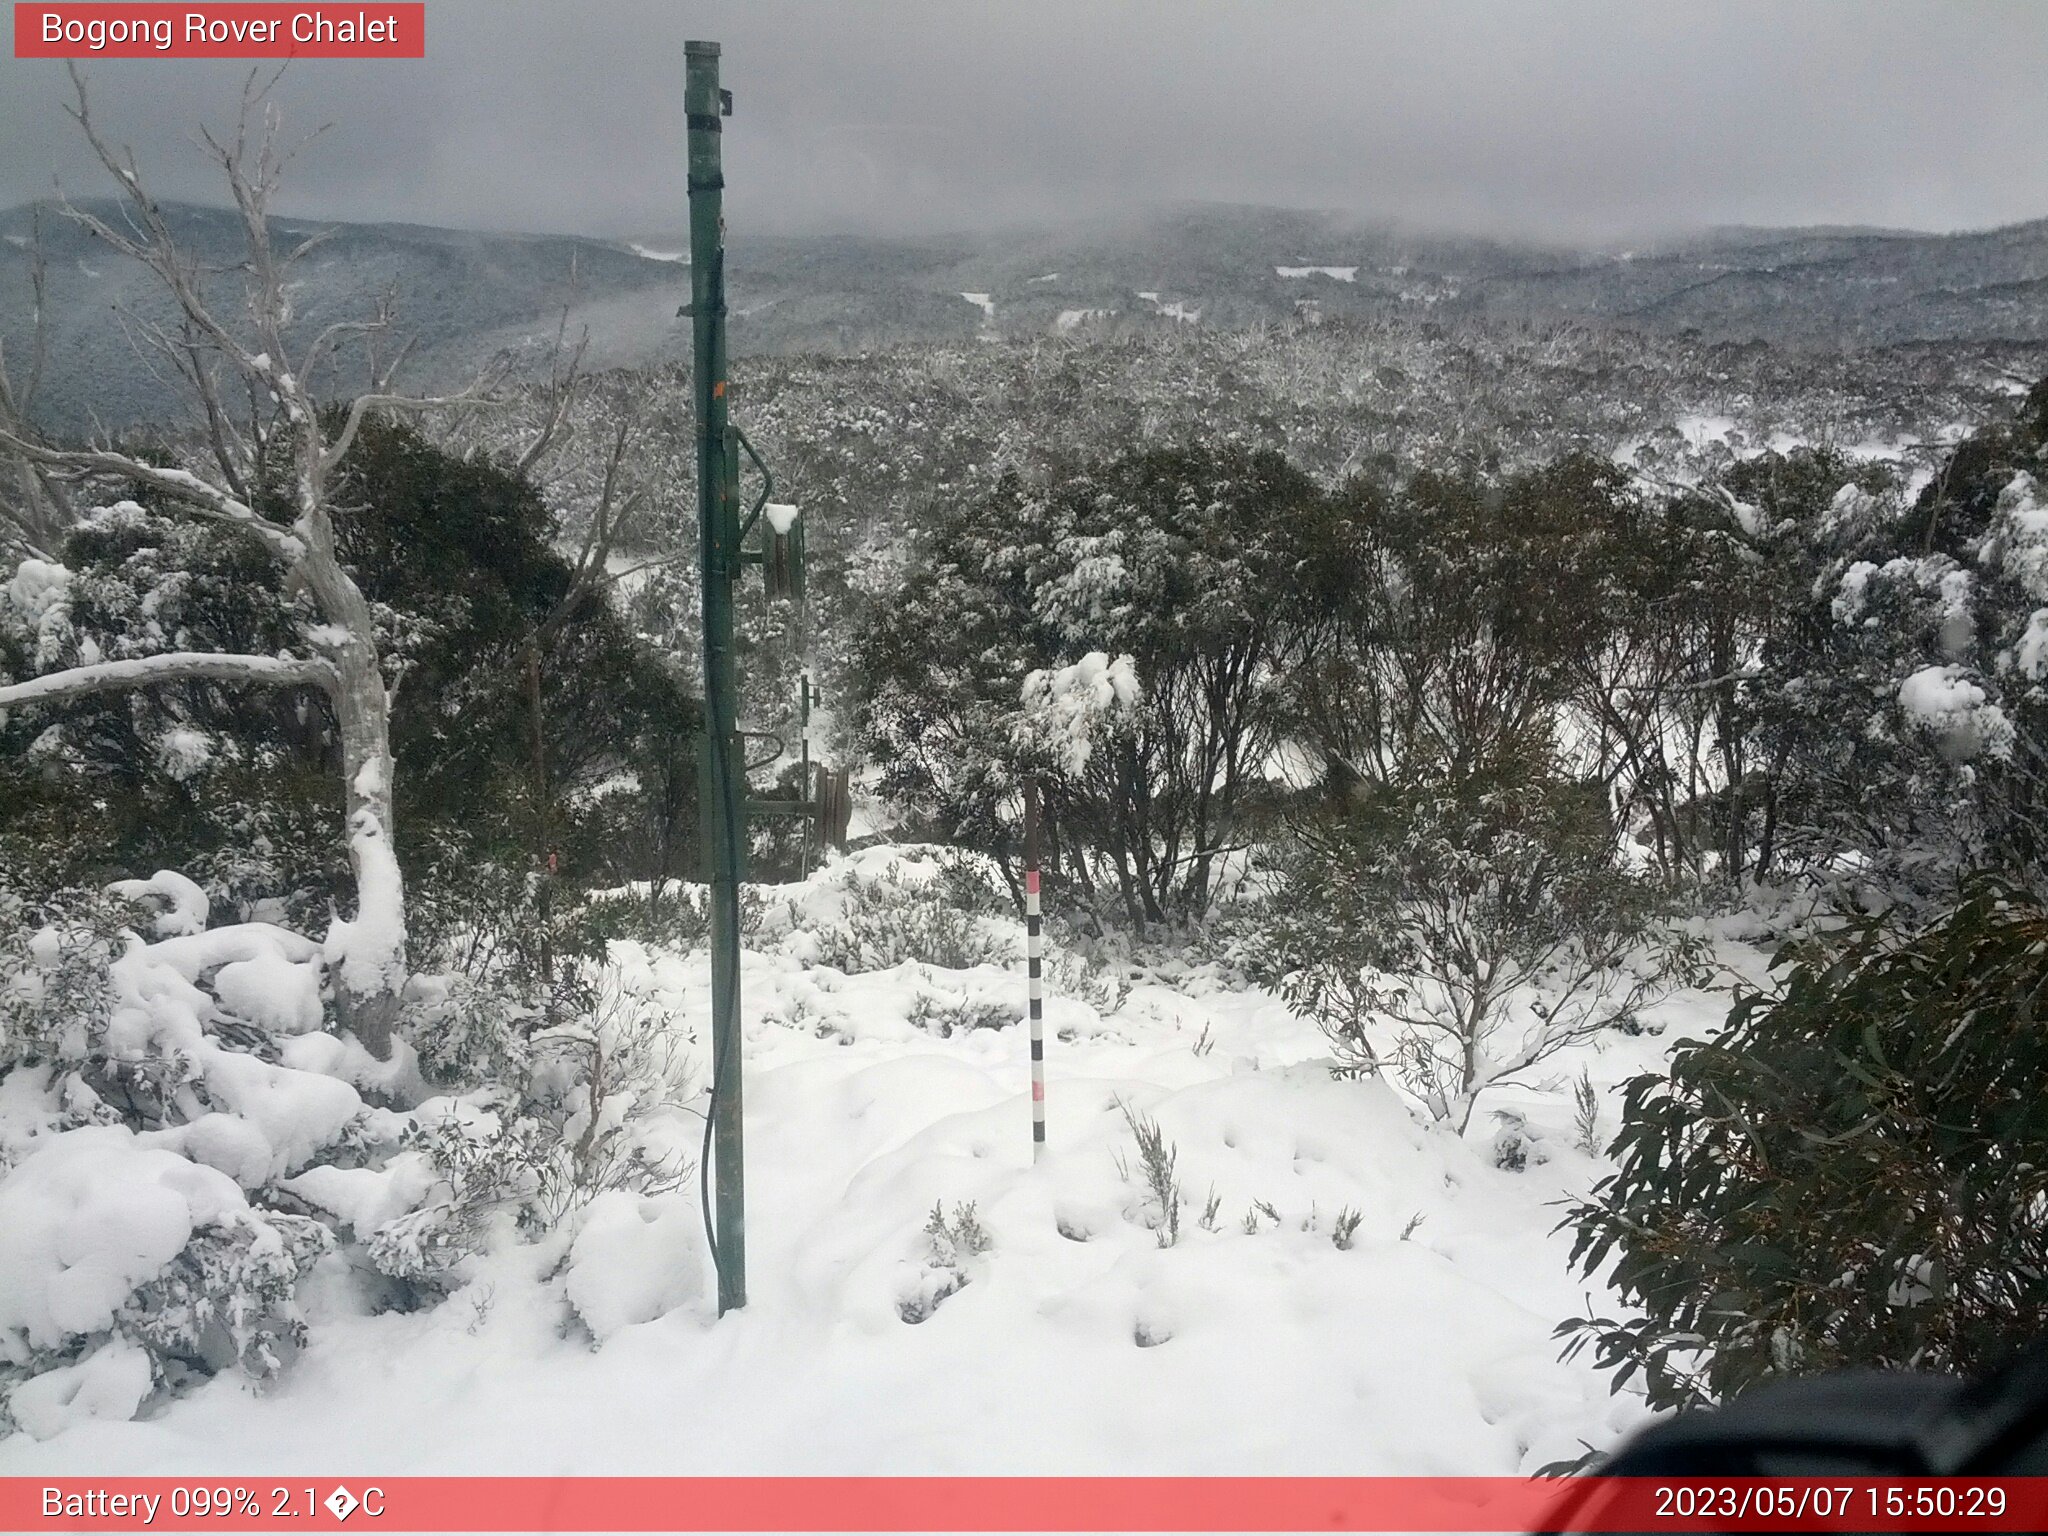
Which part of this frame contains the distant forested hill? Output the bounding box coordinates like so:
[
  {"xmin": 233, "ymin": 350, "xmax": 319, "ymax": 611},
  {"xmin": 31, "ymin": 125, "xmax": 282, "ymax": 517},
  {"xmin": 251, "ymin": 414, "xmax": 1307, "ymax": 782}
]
[{"xmin": 4, "ymin": 198, "xmax": 2046, "ymax": 433}]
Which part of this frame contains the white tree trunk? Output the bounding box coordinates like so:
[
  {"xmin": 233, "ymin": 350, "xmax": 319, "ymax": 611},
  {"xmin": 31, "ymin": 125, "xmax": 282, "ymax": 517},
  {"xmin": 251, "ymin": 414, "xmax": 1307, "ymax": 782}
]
[
  {"xmin": 326, "ymin": 641, "xmax": 405, "ymax": 1059},
  {"xmin": 0, "ymin": 641, "xmax": 406, "ymax": 1059}
]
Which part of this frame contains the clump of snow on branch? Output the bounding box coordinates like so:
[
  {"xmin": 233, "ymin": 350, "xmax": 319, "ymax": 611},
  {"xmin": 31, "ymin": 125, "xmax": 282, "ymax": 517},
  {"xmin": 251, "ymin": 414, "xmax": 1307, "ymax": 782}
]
[
  {"xmin": 1995, "ymin": 473, "xmax": 2048, "ymax": 601},
  {"xmin": 1014, "ymin": 651, "xmax": 1141, "ymax": 774},
  {"xmin": 1897, "ymin": 665, "xmax": 2013, "ymax": 762},
  {"xmin": 105, "ymin": 871, "xmax": 208, "ymax": 938},
  {"xmin": 3, "ymin": 559, "xmax": 74, "ymax": 673}
]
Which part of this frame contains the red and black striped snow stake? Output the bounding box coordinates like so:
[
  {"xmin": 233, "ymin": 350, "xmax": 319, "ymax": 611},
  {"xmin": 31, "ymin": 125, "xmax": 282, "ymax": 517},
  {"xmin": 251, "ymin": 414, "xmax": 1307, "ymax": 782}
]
[{"xmin": 1024, "ymin": 779, "xmax": 1046, "ymax": 1161}]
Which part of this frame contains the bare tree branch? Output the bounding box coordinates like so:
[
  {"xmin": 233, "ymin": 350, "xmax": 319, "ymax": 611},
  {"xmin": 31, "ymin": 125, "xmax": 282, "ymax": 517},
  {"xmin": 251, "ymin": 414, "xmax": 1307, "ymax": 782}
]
[{"xmin": 0, "ymin": 428, "xmax": 301, "ymax": 559}]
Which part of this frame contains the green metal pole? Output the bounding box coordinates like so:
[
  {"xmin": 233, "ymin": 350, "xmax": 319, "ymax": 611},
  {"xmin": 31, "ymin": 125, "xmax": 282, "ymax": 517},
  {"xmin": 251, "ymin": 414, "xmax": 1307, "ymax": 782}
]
[{"xmin": 687, "ymin": 38, "xmax": 746, "ymax": 1314}]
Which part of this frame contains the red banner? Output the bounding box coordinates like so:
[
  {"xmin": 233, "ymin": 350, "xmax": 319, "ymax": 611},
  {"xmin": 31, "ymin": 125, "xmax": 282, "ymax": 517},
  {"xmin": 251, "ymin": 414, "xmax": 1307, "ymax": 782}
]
[
  {"xmin": 14, "ymin": 5, "xmax": 425, "ymax": 59},
  {"xmin": 5, "ymin": 1476, "xmax": 2048, "ymax": 1532}
]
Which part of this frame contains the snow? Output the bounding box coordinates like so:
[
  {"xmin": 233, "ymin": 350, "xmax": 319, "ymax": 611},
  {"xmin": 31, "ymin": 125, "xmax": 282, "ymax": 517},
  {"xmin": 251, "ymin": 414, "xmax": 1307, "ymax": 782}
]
[
  {"xmin": 1996, "ymin": 473, "xmax": 2048, "ymax": 601},
  {"xmin": 1055, "ymin": 309, "xmax": 1112, "ymax": 333},
  {"xmin": 1898, "ymin": 665, "xmax": 2013, "ymax": 762},
  {"xmin": 212, "ymin": 950, "xmax": 325, "ymax": 1036},
  {"xmin": 1015, "ymin": 652, "xmax": 1142, "ymax": 774},
  {"xmin": 1275, "ymin": 265, "xmax": 1358, "ymax": 282},
  {"xmin": 1832, "ymin": 560, "xmax": 1880, "ymax": 624},
  {"xmin": 2014, "ymin": 609, "xmax": 2048, "ymax": 681},
  {"xmin": 0, "ymin": 848, "xmax": 1758, "ymax": 1476},
  {"xmin": 106, "ymin": 870, "xmax": 209, "ymax": 938},
  {"xmin": 0, "ymin": 1128, "xmax": 249, "ymax": 1351},
  {"xmin": 4, "ymin": 559, "xmax": 71, "ymax": 624},
  {"xmin": 1137, "ymin": 292, "xmax": 1201, "ymax": 323},
  {"xmin": 564, "ymin": 1191, "xmax": 706, "ymax": 1340},
  {"xmin": 628, "ymin": 244, "xmax": 686, "ymax": 264},
  {"xmin": 763, "ymin": 502, "xmax": 800, "ymax": 536},
  {"xmin": 281, "ymin": 1158, "xmax": 435, "ymax": 1238},
  {"xmin": 959, "ymin": 292, "xmax": 994, "ymax": 319},
  {"xmin": 326, "ymin": 766, "xmax": 407, "ymax": 1009},
  {"xmin": 1028, "ymin": 272, "xmax": 1060, "ymax": 283},
  {"xmin": 7, "ymin": 1338, "xmax": 153, "ymax": 1443},
  {"xmin": 152, "ymin": 727, "xmax": 216, "ymax": 783},
  {"xmin": 1676, "ymin": 413, "xmax": 1738, "ymax": 449}
]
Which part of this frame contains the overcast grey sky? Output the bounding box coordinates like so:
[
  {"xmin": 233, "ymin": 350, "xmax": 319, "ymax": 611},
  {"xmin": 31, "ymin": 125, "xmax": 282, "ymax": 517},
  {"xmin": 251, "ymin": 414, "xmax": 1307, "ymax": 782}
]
[{"xmin": 3, "ymin": 1, "xmax": 2045, "ymax": 243}]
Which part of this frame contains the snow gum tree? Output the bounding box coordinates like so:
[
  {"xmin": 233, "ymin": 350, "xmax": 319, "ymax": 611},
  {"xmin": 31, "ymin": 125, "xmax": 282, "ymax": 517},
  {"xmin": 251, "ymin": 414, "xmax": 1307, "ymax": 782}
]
[
  {"xmin": 853, "ymin": 445, "xmax": 1352, "ymax": 927},
  {"xmin": 0, "ymin": 73, "xmax": 484, "ymax": 1057}
]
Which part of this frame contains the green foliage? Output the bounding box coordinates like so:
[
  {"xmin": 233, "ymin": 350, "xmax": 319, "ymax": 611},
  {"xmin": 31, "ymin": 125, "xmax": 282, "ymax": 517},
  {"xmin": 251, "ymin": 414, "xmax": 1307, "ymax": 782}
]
[
  {"xmin": 0, "ymin": 883, "xmax": 139, "ymax": 1085},
  {"xmin": 1266, "ymin": 760, "xmax": 1693, "ymax": 1130},
  {"xmin": 0, "ymin": 419, "xmax": 700, "ymax": 969},
  {"xmin": 1293, "ymin": 455, "xmax": 1648, "ymax": 786},
  {"xmin": 812, "ymin": 867, "xmax": 1016, "ymax": 974},
  {"xmin": 853, "ymin": 443, "xmax": 1349, "ymax": 927},
  {"xmin": 1560, "ymin": 879, "xmax": 2048, "ymax": 1412}
]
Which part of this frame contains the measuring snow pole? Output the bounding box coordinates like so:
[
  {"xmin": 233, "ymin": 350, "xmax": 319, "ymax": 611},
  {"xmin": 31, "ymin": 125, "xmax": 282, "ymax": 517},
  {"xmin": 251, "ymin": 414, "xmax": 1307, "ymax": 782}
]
[
  {"xmin": 687, "ymin": 38, "xmax": 748, "ymax": 1316},
  {"xmin": 1023, "ymin": 779, "xmax": 1047, "ymax": 1161}
]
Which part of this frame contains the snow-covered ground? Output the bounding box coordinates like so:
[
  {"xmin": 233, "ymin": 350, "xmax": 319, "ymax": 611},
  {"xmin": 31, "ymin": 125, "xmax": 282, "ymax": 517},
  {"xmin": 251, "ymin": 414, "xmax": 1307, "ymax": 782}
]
[{"xmin": 1, "ymin": 848, "xmax": 1752, "ymax": 1478}]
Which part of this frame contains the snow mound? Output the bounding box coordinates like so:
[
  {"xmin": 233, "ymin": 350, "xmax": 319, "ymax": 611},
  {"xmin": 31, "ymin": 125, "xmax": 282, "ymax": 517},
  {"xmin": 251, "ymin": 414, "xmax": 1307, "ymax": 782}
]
[
  {"xmin": 212, "ymin": 949, "xmax": 324, "ymax": 1036},
  {"xmin": 0, "ymin": 1126, "xmax": 249, "ymax": 1350},
  {"xmin": 564, "ymin": 1191, "xmax": 706, "ymax": 1340},
  {"xmin": 6, "ymin": 1337, "xmax": 153, "ymax": 1443}
]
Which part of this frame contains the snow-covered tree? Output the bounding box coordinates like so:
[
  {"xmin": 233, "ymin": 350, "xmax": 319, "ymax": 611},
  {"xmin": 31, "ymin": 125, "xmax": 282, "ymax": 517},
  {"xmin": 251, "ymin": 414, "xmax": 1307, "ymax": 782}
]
[
  {"xmin": 854, "ymin": 445, "xmax": 1350, "ymax": 926},
  {"xmin": 0, "ymin": 73, "xmax": 485, "ymax": 1057}
]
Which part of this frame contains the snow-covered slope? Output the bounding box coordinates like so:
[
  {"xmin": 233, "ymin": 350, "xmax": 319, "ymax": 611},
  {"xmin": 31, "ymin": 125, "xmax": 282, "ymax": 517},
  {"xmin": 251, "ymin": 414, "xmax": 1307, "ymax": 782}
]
[{"xmin": 0, "ymin": 846, "xmax": 1748, "ymax": 1477}]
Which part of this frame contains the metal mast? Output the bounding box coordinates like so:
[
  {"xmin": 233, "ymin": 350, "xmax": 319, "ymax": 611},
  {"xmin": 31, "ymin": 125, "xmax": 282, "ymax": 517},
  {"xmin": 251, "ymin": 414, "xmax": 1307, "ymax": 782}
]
[{"xmin": 686, "ymin": 38, "xmax": 746, "ymax": 1315}]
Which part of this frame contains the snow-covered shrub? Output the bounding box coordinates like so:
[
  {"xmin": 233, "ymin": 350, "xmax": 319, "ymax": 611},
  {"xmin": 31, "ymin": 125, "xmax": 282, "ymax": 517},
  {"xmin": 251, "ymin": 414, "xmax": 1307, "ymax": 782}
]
[
  {"xmin": 1266, "ymin": 764, "xmax": 1699, "ymax": 1132},
  {"xmin": 0, "ymin": 885, "xmax": 138, "ymax": 1097},
  {"xmin": 400, "ymin": 971, "xmax": 538, "ymax": 1091},
  {"xmin": 306, "ymin": 967, "xmax": 696, "ymax": 1293},
  {"xmin": 0, "ymin": 863, "xmax": 705, "ymax": 1433},
  {"xmin": 812, "ymin": 867, "xmax": 1016, "ymax": 974},
  {"xmin": 0, "ymin": 885, "xmax": 362, "ymax": 1437},
  {"xmin": 1740, "ymin": 389, "xmax": 2048, "ymax": 898},
  {"xmin": 897, "ymin": 1201, "xmax": 991, "ymax": 1324},
  {"xmin": 525, "ymin": 968, "xmax": 696, "ymax": 1227},
  {"xmin": 1563, "ymin": 878, "xmax": 2048, "ymax": 1413}
]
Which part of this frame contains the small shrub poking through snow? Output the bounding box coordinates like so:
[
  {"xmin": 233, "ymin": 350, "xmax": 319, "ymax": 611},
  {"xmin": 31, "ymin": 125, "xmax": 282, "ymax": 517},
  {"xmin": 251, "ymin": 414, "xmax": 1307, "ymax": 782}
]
[
  {"xmin": 1572, "ymin": 1069, "xmax": 1602, "ymax": 1157},
  {"xmin": 898, "ymin": 1201, "xmax": 991, "ymax": 1324},
  {"xmin": 906, "ymin": 990, "xmax": 1014, "ymax": 1037},
  {"xmin": 813, "ymin": 867, "xmax": 1016, "ymax": 974},
  {"xmin": 1116, "ymin": 1098, "xmax": 1183, "ymax": 1248}
]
